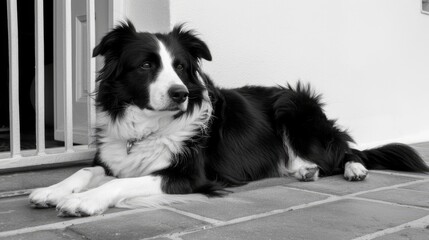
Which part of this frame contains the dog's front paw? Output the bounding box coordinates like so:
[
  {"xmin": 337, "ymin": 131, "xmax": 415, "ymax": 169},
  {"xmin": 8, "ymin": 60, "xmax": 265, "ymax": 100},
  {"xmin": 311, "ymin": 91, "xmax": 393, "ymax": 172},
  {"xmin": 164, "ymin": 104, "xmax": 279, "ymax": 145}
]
[
  {"xmin": 56, "ymin": 192, "xmax": 109, "ymax": 217},
  {"xmin": 344, "ymin": 162, "xmax": 368, "ymax": 181},
  {"xmin": 29, "ymin": 186, "xmax": 72, "ymax": 208}
]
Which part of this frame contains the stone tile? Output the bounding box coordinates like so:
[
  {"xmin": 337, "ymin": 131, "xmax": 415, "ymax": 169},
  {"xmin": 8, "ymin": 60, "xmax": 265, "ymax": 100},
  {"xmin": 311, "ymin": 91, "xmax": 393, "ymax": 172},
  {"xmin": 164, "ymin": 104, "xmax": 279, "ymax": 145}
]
[
  {"xmin": 0, "ymin": 230, "xmax": 87, "ymax": 240},
  {"xmin": 182, "ymin": 199, "xmax": 428, "ymax": 240},
  {"xmin": 0, "ymin": 197, "xmax": 67, "ymax": 232},
  {"xmin": 69, "ymin": 209, "xmax": 208, "ymax": 240},
  {"xmin": 0, "ymin": 196, "xmax": 119, "ymax": 232},
  {"xmin": 173, "ymin": 186, "xmax": 328, "ymax": 221},
  {"xmin": 227, "ymin": 177, "xmax": 298, "ymax": 193},
  {"xmin": 0, "ymin": 165, "xmax": 87, "ymax": 193},
  {"xmin": 401, "ymin": 181, "xmax": 429, "ymax": 192},
  {"xmin": 286, "ymin": 173, "xmax": 419, "ymax": 196},
  {"xmin": 374, "ymin": 228, "xmax": 429, "ymax": 240},
  {"xmin": 358, "ymin": 188, "xmax": 429, "ymax": 208}
]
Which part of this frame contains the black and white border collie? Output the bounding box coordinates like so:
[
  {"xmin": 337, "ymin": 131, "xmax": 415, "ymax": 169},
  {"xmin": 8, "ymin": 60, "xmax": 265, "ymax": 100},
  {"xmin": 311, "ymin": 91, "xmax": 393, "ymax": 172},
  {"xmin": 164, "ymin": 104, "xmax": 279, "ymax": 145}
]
[{"xmin": 30, "ymin": 21, "xmax": 428, "ymax": 217}]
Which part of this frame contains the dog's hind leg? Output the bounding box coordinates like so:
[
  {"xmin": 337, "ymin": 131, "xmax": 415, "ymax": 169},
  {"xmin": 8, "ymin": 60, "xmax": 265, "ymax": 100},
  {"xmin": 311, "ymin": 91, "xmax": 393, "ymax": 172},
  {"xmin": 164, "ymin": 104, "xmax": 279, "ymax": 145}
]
[
  {"xmin": 280, "ymin": 134, "xmax": 320, "ymax": 181},
  {"xmin": 29, "ymin": 166, "xmax": 113, "ymax": 208},
  {"xmin": 274, "ymin": 83, "xmax": 354, "ymax": 181}
]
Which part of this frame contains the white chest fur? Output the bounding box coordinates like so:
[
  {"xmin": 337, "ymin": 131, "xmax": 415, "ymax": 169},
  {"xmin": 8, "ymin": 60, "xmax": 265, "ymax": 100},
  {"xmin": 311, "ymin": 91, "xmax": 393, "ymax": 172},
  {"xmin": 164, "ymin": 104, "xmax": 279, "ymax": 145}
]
[{"xmin": 96, "ymin": 100, "xmax": 212, "ymax": 178}]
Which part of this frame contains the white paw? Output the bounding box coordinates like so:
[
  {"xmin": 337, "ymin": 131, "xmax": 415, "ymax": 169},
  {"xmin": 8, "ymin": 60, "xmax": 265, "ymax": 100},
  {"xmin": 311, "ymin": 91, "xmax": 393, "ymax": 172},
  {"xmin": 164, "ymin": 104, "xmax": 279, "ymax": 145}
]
[
  {"xmin": 288, "ymin": 165, "xmax": 319, "ymax": 182},
  {"xmin": 287, "ymin": 156, "xmax": 319, "ymax": 181},
  {"xmin": 295, "ymin": 166, "xmax": 319, "ymax": 181},
  {"xmin": 56, "ymin": 191, "xmax": 110, "ymax": 217},
  {"xmin": 344, "ymin": 162, "xmax": 368, "ymax": 181},
  {"xmin": 29, "ymin": 186, "xmax": 72, "ymax": 208}
]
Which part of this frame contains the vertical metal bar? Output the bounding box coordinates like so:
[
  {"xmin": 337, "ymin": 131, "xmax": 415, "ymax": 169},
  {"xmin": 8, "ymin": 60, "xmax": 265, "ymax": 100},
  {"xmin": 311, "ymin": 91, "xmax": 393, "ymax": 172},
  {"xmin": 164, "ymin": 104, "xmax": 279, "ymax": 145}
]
[
  {"xmin": 87, "ymin": 0, "xmax": 96, "ymax": 146},
  {"xmin": 7, "ymin": 0, "xmax": 21, "ymax": 157},
  {"xmin": 64, "ymin": 0, "xmax": 73, "ymax": 152},
  {"xmin": 35, "ymin": 0, "xmax": 46, "ymax": 155}
]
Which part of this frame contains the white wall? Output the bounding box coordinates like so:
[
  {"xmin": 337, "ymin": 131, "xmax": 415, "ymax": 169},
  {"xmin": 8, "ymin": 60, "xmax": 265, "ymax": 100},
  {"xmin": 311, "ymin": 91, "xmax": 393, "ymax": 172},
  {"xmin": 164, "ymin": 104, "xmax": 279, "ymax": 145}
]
[
  {"xmin": 168, "ymin": 0, "xmax": 429, "ymax": 148},
  {"xmin": 123, "ymin": 0, "xmax": 170, "ymax": 32}
]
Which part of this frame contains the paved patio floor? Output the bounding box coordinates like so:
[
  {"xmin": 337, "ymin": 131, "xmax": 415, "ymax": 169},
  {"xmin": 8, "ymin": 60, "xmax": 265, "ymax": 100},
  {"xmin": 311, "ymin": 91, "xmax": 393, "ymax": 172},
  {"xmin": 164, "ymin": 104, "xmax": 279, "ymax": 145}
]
[{"xmin": 0, "ymin": 143, "xmax": 428, "ymax": 240}]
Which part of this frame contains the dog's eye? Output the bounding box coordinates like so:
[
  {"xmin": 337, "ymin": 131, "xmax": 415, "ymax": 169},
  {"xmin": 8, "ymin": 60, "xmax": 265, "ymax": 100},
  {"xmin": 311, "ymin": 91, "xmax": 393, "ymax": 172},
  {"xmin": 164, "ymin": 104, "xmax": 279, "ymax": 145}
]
[
  {"xmin": 140, "ymin": 62, "xmax": 151, "ymax": 70},
  {"xmin": 176, "ymin": 64, "xmax": 184, "ymax": 71}
]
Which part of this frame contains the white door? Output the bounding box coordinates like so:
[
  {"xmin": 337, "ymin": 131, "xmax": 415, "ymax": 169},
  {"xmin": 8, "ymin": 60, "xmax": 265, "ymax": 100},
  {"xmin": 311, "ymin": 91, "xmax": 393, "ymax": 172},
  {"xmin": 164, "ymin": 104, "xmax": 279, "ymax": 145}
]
[{"xmin": 54, "ymin": 0, "xmax": 109, "ymax": 144}]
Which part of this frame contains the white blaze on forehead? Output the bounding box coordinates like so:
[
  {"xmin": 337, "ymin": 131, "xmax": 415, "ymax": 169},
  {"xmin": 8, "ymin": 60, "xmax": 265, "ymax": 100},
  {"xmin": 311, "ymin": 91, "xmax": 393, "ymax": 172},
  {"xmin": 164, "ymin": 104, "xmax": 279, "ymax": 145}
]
[
  {"xmin": 158, "ymin": 40, "xmax": 188, "ymax": 98},
  {"xmin": 158, "ymin": 41, "xmax": 180, "ymax": 81},
  {"xmin": 148, "ymin": 40, "xmax": 187, "ymax": 111}
]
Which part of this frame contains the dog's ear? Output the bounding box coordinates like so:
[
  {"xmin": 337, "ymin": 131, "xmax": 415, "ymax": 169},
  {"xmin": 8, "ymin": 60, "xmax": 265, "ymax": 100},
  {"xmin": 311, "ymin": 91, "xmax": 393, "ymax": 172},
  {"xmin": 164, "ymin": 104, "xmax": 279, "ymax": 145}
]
[
  {"xmin": 93, "ymin": 20, "xmax": 137, "ymax": 57},
  {"xmin": 172, "ymin": 24, "xmax": 212, "ymax": 61}
]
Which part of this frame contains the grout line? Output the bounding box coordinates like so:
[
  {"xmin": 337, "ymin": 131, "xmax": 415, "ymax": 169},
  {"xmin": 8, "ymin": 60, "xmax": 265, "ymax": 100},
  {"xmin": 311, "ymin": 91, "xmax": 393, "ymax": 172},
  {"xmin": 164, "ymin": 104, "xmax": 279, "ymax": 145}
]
[
  {"xmin": 63, "ymin": 227, "xmax": 89, "ymax": 239},
  {"xmin": 143, "ymin": 227, "xmax": 199, "ymax": 240},
  {"xmin": 272, "ymin": 176, "xmax": 429, "ymax": 199},
  {"xmin": 142, "ymin": 189, "xmax": 336, "ymax": 239},
  {"xmin": 0, "ymin": 208, "xmax": 157, "ymax": 238},
  {"xmin": 162, "ymin": 207, "xmax": 224, "ymax": 225},
  {"xmin": 348, "ymin": 196, "xmax": 429, "ymax": 212},
  {"xmin": 391, "ymin": 187, "xmax": 429, "ymax": 193},
  {"xmin": 223, "ymin": 195, "xmax": 341, "ymax": 225},
  {"xmin": 166, "ymin": 195, "xmax": 343, "ymax": 238},
  {"xmin": 142, "ymin": 221, "xmax": 211, "ymax": 240},
  {"xmin": 0, "ymin": 189, "xmax": 33, "ymax": 199},
  {"xmin": 345, "ymin": 178, "xmax": 429, "ymax": 197},
  {"xmin": 370, "ymin": 170, "xmax": 429, "ymax": 179},
  {"xmin": 280, "ymin": 185, "xmax": 337, "ymax": 197},
  {"xmin": 351, "ymin": 215, "xmax": 429, "ymax": 240}
]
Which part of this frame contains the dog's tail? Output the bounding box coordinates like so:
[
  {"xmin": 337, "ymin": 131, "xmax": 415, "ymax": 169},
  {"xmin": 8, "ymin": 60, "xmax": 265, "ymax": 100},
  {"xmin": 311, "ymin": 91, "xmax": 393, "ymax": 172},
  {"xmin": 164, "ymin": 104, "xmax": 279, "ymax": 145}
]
[{"xmin": 351, "ymin": 143, "xmax": 429, "ymax": 172}]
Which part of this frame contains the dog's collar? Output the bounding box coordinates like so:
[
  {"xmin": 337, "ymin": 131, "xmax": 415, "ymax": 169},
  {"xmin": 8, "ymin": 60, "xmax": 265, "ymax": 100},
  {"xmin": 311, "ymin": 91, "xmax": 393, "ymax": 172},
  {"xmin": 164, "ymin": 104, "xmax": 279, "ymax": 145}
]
[{"xmin": 126, "ymin": 137, "xmax": 145, "ymax": 154}]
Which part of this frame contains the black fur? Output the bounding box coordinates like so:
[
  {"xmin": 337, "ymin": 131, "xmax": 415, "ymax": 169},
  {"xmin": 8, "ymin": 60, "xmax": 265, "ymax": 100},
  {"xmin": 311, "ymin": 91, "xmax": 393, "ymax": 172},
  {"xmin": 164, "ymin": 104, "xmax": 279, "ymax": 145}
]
[
  {"xmin": 353, "ymin": 144, "xmax": 429, "ymax": 172},
  {"xmin": 93, "ymin": 21, "xmax": 428, "ymax": 196}
]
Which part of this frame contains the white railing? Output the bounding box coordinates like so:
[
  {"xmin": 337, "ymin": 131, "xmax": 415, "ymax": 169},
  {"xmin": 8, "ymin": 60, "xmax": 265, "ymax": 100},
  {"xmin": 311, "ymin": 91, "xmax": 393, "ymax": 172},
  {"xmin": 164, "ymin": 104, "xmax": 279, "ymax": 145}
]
[
  {"xmin": 7, "ymin": 0, "xmax": 20, "ymax": 159},
  {"xmin": 35, "ymin": 0, "xmax": 45, "ymax": 156},
  {"xmin": 64, "ymin": 0, "xmax": 73, "ymax": 152},
  {"xmin": 1, "ymin": 0, "xmax": 97, "ymax": 170}
]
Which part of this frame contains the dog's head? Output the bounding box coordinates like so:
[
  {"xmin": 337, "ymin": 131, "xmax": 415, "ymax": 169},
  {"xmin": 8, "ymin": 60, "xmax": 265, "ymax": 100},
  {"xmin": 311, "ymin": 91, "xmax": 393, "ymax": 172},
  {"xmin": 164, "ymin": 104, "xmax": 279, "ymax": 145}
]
[{"xmin": 93, "ymin": 21, "xmax": 212, "ymax": 119}]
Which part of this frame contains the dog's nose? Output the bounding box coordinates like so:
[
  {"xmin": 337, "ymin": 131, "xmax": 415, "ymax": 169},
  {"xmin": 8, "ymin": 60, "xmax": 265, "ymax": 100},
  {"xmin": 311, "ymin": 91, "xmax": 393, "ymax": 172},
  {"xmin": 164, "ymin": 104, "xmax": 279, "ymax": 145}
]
[{"xmin": 168, "ymin": 84, "xmax": 189, "ymax": 104}]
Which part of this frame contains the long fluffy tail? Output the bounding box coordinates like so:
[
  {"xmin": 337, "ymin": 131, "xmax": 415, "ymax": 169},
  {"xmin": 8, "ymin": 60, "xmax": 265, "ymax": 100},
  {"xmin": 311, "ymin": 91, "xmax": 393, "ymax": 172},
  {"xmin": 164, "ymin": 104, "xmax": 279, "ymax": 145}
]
[{"xmin": 352, "ymin": 143, "xmax": 429, "ymax": 172}]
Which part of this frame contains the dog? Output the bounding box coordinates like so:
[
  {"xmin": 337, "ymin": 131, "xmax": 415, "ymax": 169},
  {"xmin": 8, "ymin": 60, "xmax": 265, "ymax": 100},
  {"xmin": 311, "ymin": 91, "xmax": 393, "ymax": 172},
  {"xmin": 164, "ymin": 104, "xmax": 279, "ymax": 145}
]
[{"xmin": 29, "ymin": 21, "xmax": 428, "ymax": 217}]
